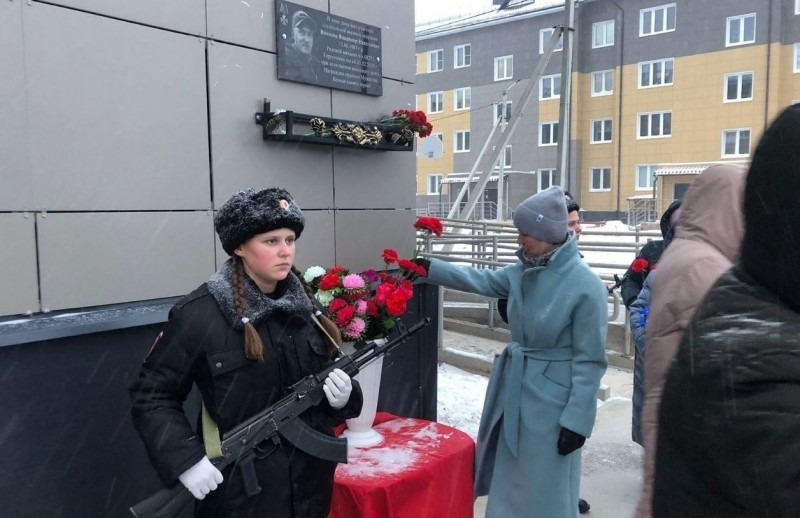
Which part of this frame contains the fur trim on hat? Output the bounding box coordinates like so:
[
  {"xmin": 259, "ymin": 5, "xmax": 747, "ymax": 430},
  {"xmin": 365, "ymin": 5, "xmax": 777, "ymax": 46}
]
[{"xmin": 215, "ymin": 187, "xmax": 305, "ymax": 256}]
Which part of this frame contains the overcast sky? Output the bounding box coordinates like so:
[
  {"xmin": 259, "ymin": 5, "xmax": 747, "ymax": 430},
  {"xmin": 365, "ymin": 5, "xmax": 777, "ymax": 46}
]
[{"xmin": 414, "ymin": 0, "xmax": 496, "ymax": 25}]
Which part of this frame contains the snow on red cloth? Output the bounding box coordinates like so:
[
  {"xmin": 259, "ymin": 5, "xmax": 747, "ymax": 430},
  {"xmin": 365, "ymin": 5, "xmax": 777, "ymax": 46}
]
[{"xmin": 329, "ymin": 414, "xmax": 475, "ymax": 518}]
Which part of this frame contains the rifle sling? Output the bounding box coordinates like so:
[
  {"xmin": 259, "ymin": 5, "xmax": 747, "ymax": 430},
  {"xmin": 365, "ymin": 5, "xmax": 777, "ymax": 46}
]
[
  {"xmin": 278, "ymin": 417, "xmax": 348, "ymax": 463},
  {"xmin": 201, "ymin": 402, "xmax": 223, "ymax": 460}
]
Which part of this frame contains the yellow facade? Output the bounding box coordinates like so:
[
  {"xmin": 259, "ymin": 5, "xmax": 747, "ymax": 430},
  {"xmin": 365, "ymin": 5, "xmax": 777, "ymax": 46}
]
[{"xmin": 416, "ymin": 41, "xmax": 800, "ymax": 215}]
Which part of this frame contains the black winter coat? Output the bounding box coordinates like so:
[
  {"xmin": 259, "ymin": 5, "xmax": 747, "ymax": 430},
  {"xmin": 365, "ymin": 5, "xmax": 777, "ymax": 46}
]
[
  {"xmin": 620, "ymin": 200, "xmax": 682, "ymax": 309},
  {"xmin": 129, "ymin": 274, "xmax": 363, "ymax": 518},
  {"xmin": 652, "ymin": 268, "xmax": 800, "ymax": 517}
]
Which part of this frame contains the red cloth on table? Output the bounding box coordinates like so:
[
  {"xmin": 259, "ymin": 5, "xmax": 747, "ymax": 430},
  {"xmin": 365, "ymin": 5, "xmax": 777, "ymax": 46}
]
[{"xmin": 328, "ymin": 413, "xmax": 475, "ymax": 518}]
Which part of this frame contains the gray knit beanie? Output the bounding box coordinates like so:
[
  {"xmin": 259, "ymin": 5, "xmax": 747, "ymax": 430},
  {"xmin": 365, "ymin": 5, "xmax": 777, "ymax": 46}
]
[
  {"xmin": 512, "ymin": 186, "xmax": 568, "ymax": 244},
  {"xmin": 215, "ymin": 187, "xmax": 305, "ymax": 255}
]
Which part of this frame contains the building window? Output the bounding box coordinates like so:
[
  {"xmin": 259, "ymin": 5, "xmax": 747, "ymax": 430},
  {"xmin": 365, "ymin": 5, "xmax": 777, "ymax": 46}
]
[
  {"xmin": 539, "ymin": 122, "xmax": 559, "ymax": 146},
  {"xmin": 592, "ymin": 20, "xmax": 615, "ymax": 48},
  {"xmin": 795, "ymin": 43, "xmax": 800, "ymax": 73},
  {"xmin": 726, "ymin": 14, "xmax": 756, "ymax": 47},
  {"xmin": 590, "ymin": 167, "xmax": 612, "ymax": 192},
  {"xmin": 591, "ymin": 119, "xmax": 613, "ymax": 143},
  {"xmin": 724, "ymin": 72, "xmax": 753, "ymax": 102},
  {"xmin": 454, "ymin": 130, "xmax": 470, "ymax": 153},
  {"xmin": 638, "ymin": 111, "xmax": 672, "ymax": 139},
  {"xmin": 454, "ymin": 44, "xmax": 471, "ymax": 68},
  {"xmin": 427, "ymin": 174, "xmax": 442, "ymax": 195},
  {"xmin": 640, "ymin": 3, "xmax": 676, "ymax": 37},
  {"xmin": 494, "ymin": 55, "xmax": 513, "ymax": 81},
  {"xmin": 722, "ymin": 129, "xmax": 751, "ymax": 157},
  {"xmin": 427, "ymin": 92, "xmax": 443, "ymax": 113},
  {"xmin": 639, "ymin": 58, "xmax": 674, "ymax": 88},
  {"xmin": 454, "ymin": 87, "xmax": 471, "ymax": 111},
  {"xmin": 493, "ymin": 145, "xmax": 513, "ymax": 169},
  {"xmin": 493, "ymin": 101, "xmax": 512, "ymax": 126},
  {"xmin": 538, "ymin": 168, "xmax": 560, "ymax": 191},
  {"xmin": 636, "ymin": 164, "xmax": 657, "ymax": 190},
  {"xmin": 427, "ymin": 49, "xmax": 443, "ymax": 72},
  {"xmin": 539, "ymin": 27, "xmax": 563, "ymax": 54},
  {"xmin": 592, "ymin": 70, "xmax": 614, "ymax": 96},
  {"xmin": 540, "ymin": 74, "xmax": 561, "ymax": 100}
]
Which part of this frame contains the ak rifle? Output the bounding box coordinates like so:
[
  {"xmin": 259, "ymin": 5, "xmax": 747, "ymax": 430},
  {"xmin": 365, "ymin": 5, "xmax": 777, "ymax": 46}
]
[{"xmin": 130, "ymin": 317, "xmax": 431, "ymax": 518}]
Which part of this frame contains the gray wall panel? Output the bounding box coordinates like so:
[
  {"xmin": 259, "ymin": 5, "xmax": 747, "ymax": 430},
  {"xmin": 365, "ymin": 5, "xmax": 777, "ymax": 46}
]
[
  {"xmin": 331, "ymin": 74, "xmax": 415, "ymax": 121},
  {"xmin": 208, "ymin": 42, "xmax": 335, "ymax": 210},
  {"xmin": 0, "ymin": 1, "xmax": 33, "ymax": 210},
  {"xmin": 0, "ymin": 214, "xmax": 39, "ymax": 316},
  {"xmin": 330, "ymin": 0, "xmax": 416, "ymax": 81},
  {"xmin": 43, "ymin": 0, "xmax": 206, "ymax": 35},
  {"xmin": 332, "ymin": 79, "xmax": 416, "ymax": 209},
  {"xmin": 207, "ymin": 0, "xmax": 327, "ymax": 52},
  {"xmin": 24, "ymin": 3, "xmax": 210, "ymax": 211},
  {"xmin": 335, "ymin": 209, "xmax": 416, "ymax": 273},
  {"xmin": 38, "ymin": 212, "xmax": 215, "ymax": 311}
]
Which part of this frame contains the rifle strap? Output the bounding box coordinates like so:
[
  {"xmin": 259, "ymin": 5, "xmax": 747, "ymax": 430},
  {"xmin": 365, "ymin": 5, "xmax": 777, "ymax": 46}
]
[
  {"xmin": 310, "ymin": 312, "xmax": 341, "ymax": 353},
  {"xmin": 201, "ymin": 403, "xmax": 223, "ymax": 460}
]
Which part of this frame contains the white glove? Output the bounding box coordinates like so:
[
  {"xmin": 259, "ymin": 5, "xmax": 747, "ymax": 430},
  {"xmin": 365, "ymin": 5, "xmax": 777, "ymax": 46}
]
[
  {"xmin": 178, "ymin": 456, "xmax": 223, "ymax": 500},
  {"xmin": 323, "ymin": 368, "xmax": 353, "ymax": 409}
]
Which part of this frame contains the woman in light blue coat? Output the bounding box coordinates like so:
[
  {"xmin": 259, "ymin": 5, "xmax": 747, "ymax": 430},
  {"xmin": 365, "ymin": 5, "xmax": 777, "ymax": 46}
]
[{"xmin": 419, "ymin": 186, "xmax": 608, "ymax": 517}]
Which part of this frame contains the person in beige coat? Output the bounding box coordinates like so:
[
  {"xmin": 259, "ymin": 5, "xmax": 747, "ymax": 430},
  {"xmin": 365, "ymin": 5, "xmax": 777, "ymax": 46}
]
[{"xmin": 635, "ymin": 164, "xmax": 747, "ymax": 517}]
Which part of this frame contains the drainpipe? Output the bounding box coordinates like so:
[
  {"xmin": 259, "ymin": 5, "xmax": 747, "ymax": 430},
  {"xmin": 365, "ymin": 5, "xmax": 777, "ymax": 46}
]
[
  {"xmin": 764, "ymin": 0, "xmax": 774, "ymax": 130},
  {"xmin": 609, "ymin": 0, "xmax": 624, "ymax": 220}
]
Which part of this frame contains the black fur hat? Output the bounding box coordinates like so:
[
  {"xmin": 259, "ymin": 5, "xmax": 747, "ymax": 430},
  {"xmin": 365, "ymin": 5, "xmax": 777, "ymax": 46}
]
[
  {"xmin": 215, "ymin": 187, "xmax": 305, "ymax": 255},
  {"xmin": 740, "ymin": 105, "xmax": 800, "ymax": 312}
]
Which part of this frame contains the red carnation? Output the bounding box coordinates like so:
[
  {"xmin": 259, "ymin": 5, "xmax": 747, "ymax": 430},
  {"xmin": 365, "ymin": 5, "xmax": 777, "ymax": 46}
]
[
  {"xmin": 385, "ymin": 291, "xmax": 408, "ymax": 317},
  {"xmin": 319, "ymin": 273, "xmax": 341, "ymax": 291},
  {"xmin": 397, "ymin": 258, "xmax": 417, "ymax": 271},
  {"xmin": 374, "ymin": 283, "xmax": 394, "ymax": 305},
  {"xmin": 329, "ymin": 266, "xmax": 346, "ymax": 276},
  {"xmin": 414, "ymin": 217, "xmax": 443, "ymax": 237},
  {"xmin": 631, "ymin": 258, "xmax": 650, "ymax": 274},
  {"xmin": 366, "ymin": 300, "xmax": 379, "ymax": 318},
  {"xmin": 396, "ymin": 280, "xmax": 414, "ymax": 300},
  {"xmin": 382, "ymin": 248, "xmax": 399, "ymax": 264}
]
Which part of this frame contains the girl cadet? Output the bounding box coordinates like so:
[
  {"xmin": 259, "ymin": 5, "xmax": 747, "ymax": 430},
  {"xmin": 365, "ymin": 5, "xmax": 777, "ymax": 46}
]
[
  {"xmin": 130, "ymin": 187, "xmax": 363, "ymax": 518},
  {"xmin": 415, "ymin": 185, "xmax": 608, "ymax": 517}
]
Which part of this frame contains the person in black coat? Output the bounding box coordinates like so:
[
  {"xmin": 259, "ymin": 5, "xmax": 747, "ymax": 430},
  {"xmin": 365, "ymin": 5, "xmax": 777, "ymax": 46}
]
[
  {"xmin": 619, "ymin": 200, "xmax": 681, "ymax": 309},
  {"xmin": 129, "ymin": 187, "xmax": 363, "ymax": 518},
  {"xmin": 652, "ymin": 105, "xmax": 800, "ymax": 516}
]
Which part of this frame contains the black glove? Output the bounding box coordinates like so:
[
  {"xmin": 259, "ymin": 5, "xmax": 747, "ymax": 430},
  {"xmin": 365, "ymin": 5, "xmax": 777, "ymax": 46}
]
[
  {"xmin": 497, "ymin": 298, "xmax": 509, "ymax": 324},
  {"xmin": 410, "ymin": 257, "xmax": 431, "ymax": 278},
  {"xmin": 557, "ymin": 427, "xmax": 586, "ymax": 456}
]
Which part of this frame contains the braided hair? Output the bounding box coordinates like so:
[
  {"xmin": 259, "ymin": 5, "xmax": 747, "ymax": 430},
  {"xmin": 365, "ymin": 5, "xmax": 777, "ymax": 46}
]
[
  {"xmin": 291, "ymin": 266, "xmax": 342, "ymax": 355},
  {"xmin": 231, "ymin": 256, "xmax": 265, "ymax": 361}
]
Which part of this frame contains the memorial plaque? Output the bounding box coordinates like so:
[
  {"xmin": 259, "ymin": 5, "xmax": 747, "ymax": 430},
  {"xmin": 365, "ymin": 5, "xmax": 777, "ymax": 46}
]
[{"xmin": 276, "ymin": 1, "xmax": 383, "ymax": 96}]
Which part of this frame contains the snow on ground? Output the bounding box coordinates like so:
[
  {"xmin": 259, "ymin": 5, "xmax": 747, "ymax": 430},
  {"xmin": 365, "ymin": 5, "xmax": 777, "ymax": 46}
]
[{"xmin": 437, "ymin": 363, "xmax": 488, "ymax": 440}]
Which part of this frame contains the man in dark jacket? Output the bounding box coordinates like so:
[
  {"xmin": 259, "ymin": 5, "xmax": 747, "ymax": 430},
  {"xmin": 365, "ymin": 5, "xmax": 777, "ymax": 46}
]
[
  {"xmin": 619, "ymin": 200, "xmax": 681, "ymax": 309},
  {"xmin": 652, "ymin": 105, "xmax": 800, "ymax": 516}
]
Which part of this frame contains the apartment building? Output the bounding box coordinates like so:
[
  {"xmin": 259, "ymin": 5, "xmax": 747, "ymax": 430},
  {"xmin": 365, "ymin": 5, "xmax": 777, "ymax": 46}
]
[{"xmin": 415, "ymin": 0, "xmax": 800, "ymax": 222}]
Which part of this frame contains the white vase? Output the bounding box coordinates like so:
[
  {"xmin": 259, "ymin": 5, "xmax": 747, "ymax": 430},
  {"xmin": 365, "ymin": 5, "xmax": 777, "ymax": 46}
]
[{"xmin": 341, "ymin": 340, "xmax": 386, "ymax": 448}]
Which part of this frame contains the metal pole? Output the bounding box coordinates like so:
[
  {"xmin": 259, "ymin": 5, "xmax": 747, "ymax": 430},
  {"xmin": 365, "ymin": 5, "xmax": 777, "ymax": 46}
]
[
  {"xmin": 446, "ymin": 121, "xmax": 501, "ymax": 219},
  {"xmin": 496, "ymin": 89, "xmax": 510, "ymax": 222},
  {"xmin": 556, "ymin": 0, "xmax": 575, "ymax": 192},
  {"xmin": 455, "ymin": 28, "xmax": 563, "ymax": 222}
]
